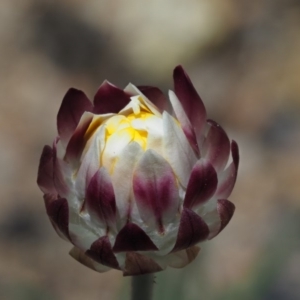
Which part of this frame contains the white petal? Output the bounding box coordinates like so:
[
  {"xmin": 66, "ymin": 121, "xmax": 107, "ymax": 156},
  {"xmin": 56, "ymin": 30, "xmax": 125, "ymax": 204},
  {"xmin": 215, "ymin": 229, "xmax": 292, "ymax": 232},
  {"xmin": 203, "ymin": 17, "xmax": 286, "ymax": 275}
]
[
  {"xmin": 195, "ymin": 197, "xmax": 221, "ymax": 239},
  {"xmin": 73, "ymin": 125, "xmax": 105, "ymax": 203},
  {"xmin": 167, "ymin": 246, "xmax": 200, "ymax": 268},
  {"xmin": 124, "ymin": 83, "xmax": 161, "ymax": 117},
  {"xmin": 141, "ymin": 216, "xmax": 181, "ymax": 255},
  {"xmin": 145, "ymin": 116, "xmax": 164, "ymax": 156},
  {"xmin": 144, "ymin": 114, "xmax": 163, "ymax": 133},
  {"xmin": 146, "ymin": 132, "xmax": 163, "ymax": 157},
  {"xmin": 169, "ymin": 90, "xmax": 200, "ymax": 155},
  {"xmin": 130, "ymin": 118, "xmax": 145, "ymax": 130},
  {"xmin": 168, "ymin": 90, "xmax": 193, "ymax": 134},
  {"xmin": 111, "ymin": 142, "xmax": 143, "ymax": 227},
  {"xmin": 101, "ymin": 128, "xmax": 133, "ymax": 173},
  {"xmin": 133, "ymin": 149, "xmax": 180, "ymax": 230},
  {"xmin": 69, "ymin": 247, "xmax": 111, "ymax": 273},
  {"xmin": 68, "ymin": 209, "xmax": 103, "ymax": 251},
  {"xmin": 163, "ymin": 112, "xmax": 197, "ymax": 187}
]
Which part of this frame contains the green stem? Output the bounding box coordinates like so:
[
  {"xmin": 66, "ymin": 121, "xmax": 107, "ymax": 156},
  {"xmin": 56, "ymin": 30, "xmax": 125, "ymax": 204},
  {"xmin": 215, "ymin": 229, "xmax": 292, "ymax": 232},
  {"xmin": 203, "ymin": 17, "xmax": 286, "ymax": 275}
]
[{"xmin": 131, "ymin": 274, "xmax": 154, "ymax": 300}]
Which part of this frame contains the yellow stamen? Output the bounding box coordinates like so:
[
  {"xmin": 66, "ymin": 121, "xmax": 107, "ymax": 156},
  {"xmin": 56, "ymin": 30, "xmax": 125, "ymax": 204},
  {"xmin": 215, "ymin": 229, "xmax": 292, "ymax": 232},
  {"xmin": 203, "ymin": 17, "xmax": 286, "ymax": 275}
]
[{"xmin": 104, "ymin": 110, "xmax": 153, "ymax": 150}]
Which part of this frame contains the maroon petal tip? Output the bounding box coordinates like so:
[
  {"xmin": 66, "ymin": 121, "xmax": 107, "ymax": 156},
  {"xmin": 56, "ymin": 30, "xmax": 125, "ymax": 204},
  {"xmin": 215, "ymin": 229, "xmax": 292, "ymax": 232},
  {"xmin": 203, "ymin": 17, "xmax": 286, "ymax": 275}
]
[
  {"xmin": 52, "ymin": 139, "xmax": 70, "ymax": 197},
  {"xmin": 37, "ymin": 145, "xmax": 56, "ymax": 194},
  {"xmin": 113, "ymin": 223, "xmax": 158, "ymax": 252},
  {"xmin": 57, "ymin": 88, "xmax": 93, "ymax": 145},
  {"xmin": 231, "ymin": 140, "xmax": 239, "ymax": 169},
  {"xmin": 137, "ymin": 85, "xmax": 170, "ymax": 113},
  {"xmin": 86, "ymin": 236, "xmax": 119, "ymax": 269},
  {"xmin": 69, "ymin": 247, "xmax": 110, "ymax": 273},
  {"xmin": 86, "ymin": 168, "xmax": 116, "ymax": 226},
  {"xmin": 44, "ymin": 195, "xmax": 70, "ymax": 240},
  {"xmin": 184, "ymin": 159, "xmax": 218, "ymax": 209},
  {"xmin": 123, "ymin": 252, "xmax": 163, "ymax": 276},
  {"xmin": 93, "ymin": 81, "xmax": 130, "ymax": 114},
  {"xmin": 133, "ymin": 150, "xmax": 179, "ymax": 231},
  {"xmin": 173, "ymin": 65, "xmax": 207, "ymax": 141},
  {"xmin": 216, "ymin": 140, "xmax": 240, "ymax": 199},
  {"xmin": 174, "ymin": 65, "xmax": 184, "ymax": 73},
  {"xmin": 172, "ymin": 208, "xmax": 209, "ymax": 252},
  {"xmin": 202, "ymin": 120, "xmax": 230, "ymax": 172},
  {"xmin": 217, "ymin": 199, "xmax": 235, "ymax": 233},
  {"xmin": 65, "ymin": 114, "xmax": 93, "ymax": 165}
]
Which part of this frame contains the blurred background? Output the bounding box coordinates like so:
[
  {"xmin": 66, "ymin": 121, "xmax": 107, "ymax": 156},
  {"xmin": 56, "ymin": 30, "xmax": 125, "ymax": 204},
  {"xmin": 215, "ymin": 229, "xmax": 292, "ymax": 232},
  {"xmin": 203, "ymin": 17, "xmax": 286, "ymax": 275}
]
[{"xmin": 0, "ymin": 0, "xmax": 300, "ymax": 299}]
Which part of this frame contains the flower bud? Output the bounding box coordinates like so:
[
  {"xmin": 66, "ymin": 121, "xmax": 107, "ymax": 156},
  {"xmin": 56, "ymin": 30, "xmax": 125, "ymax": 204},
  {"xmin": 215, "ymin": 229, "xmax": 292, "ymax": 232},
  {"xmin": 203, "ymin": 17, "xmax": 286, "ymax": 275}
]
[{"xmin": 37, "ymin": 66, "xmax": 239, "ymax": 276}]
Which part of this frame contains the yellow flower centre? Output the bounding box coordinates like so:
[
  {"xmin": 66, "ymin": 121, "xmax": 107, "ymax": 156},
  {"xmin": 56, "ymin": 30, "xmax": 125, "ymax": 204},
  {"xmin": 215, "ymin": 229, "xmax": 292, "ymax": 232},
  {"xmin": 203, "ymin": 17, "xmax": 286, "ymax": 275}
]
[
  {"xmin": 104, "ymin": 111, "xmax": 153, "ymax": 150},
  {"xmin": 82, "ymin": 95, "xmax": 162, "ymax": 174}
]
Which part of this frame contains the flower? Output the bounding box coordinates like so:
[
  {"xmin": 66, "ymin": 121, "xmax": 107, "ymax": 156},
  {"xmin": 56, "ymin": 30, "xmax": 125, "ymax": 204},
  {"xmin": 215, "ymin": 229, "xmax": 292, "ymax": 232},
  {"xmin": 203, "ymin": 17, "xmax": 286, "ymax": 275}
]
[{"xmin": 37, "ymin": 66, "xmax": 239, "ymax": 276}]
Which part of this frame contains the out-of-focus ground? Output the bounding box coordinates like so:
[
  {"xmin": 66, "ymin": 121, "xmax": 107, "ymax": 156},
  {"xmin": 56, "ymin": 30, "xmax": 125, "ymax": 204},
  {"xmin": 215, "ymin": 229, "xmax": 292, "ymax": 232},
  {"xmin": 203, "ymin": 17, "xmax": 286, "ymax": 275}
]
[{"xmin": 0, "ymin": 0, "xmax": 300, "ymax": 299}]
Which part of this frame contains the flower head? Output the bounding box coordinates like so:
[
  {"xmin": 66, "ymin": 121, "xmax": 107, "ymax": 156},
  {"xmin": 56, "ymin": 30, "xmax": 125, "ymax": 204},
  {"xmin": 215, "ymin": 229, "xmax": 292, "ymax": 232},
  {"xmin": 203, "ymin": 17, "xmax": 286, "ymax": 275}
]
[{"xmin": 37, "ymin": 66, "xmax": 239, "ymax": 276}]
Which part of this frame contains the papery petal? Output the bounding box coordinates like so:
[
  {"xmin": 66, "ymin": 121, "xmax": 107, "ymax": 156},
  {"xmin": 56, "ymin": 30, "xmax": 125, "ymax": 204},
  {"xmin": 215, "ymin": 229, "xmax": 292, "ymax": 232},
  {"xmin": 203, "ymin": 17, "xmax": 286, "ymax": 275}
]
[
  {"xmin": 85, "ymin": 236, "xmax": 119, "ymax": 269},
  {"xmin": 142, "ymin": 216, "xmax": 181, "ymax": 255},
  {"xmin": 37, "ymin": 145, "xmax": 56, "ymax": 194},
  {"xmin": 68, "ymin": 213, "xmax": 104, "ymax": 251},
  {"xmin": 123, "ymin": 252, "xmax": 163, "ymax": 276},
  {"xmin": 64, "ymin": 112, "xmax": 94, "ymax": 167},
  {"xmin": 138, "ymin": 86, "xmax": 170, "ymax": 113},
  {"xmin": 44, "ymin": 194, "xmax": 70, "ymax": 240},
  {"xmin": 146, "ymin": 133, "xmax": 163, "ymax": 157},
  {"xmin": 202, "ymin": 207, "xmax": 221, "ymax": 240},
  {"xmin": 85, "ymin": 168, "xmax": 116, "ymax": 227},
  {"xmin": 217, "ymin": 199, "xmax": 235, "ymax": 234},
  {"xmin": 172, "ymin": 208, "xmax": 209, "ymax": 252},
  {"xmin": 93, "ymin": 81, "xmax": 131, "ymax": 114},
  {"xmin": 39, "ymin": 67, "xmax": 240, "ymax": 276},
  {"xmin": 143, "ymin": 115, "xmax": 164, "ymax": 156},
  {"xmin": 113, "ymin": 223, "xmax": 158, "ymax": 252},
  {"xmin": 173, "ymin": 65, "xmax": 207, "ymax": 144},
  {"xmin": 74, "ymin": 125, "xmax": 105, "ymax": 201},
  {"xmin": 183, "ymin": 159, "xmax": 218, "ymax": 209},
  {"xmin": 167, "ymin": 246, "xmax": 200, "ymax": 268},
  {"xmin": 194, "ymin": 195, "xmax": 222, "ymax": 240},
  {"xmin": 202, "ymin": 120, "xmax": 230, "ymax": 172},
  {"xmin": 111, "ymin": 142, "xmax": 143, "ymax": 224},
  {"xmin": 216, "ymin": 141, "xmax": 239, "ymax": 198},
  {"xmin": 57, "ymin": 88, "xmax": 93, "ymax": 148},
  {"xmin": 53, "ymin": 139, "xmax": 70, "ymax": 198},
  {"xmin": 124, "ymin": 84, "xmax": 161, "ymax": 116},
  {"xmin": 163, "ymin": 112, "xmax": 197, "ymax": 187},
  {"xmin": 69, "ymin": 247, "xmax": 111, "ymax": 273},
  {"xmin": 169, "ymin": 90, "xmax": 199, "ymax": 155},
  {"xmin": 101, "ymin": 128, "xmax": 134, "ymax": 173},
  {"xmin": 133, "ymin": 149, "xmax": 180, "ymax": 231}
]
